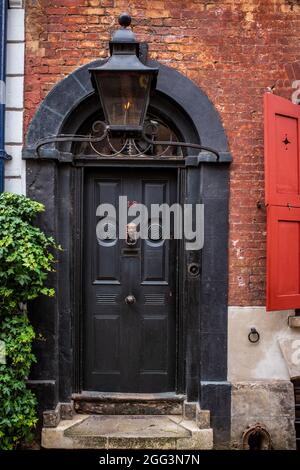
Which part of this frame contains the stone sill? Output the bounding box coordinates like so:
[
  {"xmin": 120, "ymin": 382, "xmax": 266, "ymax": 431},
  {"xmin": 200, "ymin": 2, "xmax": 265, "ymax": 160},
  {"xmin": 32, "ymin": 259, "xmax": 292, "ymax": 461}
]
[{"xmin": 288, "ymin": 316, "xmax": 300, "ymax": 328}]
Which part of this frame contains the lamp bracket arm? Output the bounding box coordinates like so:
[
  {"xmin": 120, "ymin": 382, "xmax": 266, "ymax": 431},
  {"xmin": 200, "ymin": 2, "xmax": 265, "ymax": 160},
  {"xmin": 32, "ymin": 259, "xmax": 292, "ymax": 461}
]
[
  {"xmin": 141, "ymin": 131, "xmax": 220, "ymax": 161},
  {"xmin": 34, "ymin": 127, "xmax": 108, "ymax": 158}
]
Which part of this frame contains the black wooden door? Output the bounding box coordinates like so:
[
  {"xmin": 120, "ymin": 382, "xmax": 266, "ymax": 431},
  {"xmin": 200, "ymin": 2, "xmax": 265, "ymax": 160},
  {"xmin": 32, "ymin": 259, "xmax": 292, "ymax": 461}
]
[{"xmin": 83, "ymin": 168, "xmax": 177, "ymax": 392}]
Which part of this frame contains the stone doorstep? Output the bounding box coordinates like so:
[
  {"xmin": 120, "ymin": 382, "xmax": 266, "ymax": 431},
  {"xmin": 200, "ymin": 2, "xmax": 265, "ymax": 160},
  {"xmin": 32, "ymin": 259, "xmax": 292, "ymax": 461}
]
[
  {"xmin": 42, "ymin": 414, "xmax": 213, "ymax": 450},
  {"xmin": 72, "ymin": 392, "xmax": 186, "ymax": 416},
  {"xmin": 43, "ymin": 398, "xmax": 211, "ymax": 430}
]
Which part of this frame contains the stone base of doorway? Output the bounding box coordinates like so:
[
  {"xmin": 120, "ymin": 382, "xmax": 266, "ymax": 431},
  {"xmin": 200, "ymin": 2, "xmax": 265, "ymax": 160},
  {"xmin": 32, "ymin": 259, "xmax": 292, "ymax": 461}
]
[{"xmin": 42, "ymin": 414, "xmax": 213, "ymax": 450}]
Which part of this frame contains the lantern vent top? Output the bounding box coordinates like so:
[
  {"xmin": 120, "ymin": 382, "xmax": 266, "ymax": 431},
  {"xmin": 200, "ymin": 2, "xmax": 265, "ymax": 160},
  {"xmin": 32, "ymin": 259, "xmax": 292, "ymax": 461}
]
[{"xmin": 110, "ymin": 13, "xmax": 136, "ymax": 48}]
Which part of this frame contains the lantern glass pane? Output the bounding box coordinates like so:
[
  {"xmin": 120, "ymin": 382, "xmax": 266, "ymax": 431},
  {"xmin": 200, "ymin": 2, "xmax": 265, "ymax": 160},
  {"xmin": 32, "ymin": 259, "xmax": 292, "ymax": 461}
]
[{"xmin": 97, "ymin": 72, "xmax": 151, "ymax": 128}]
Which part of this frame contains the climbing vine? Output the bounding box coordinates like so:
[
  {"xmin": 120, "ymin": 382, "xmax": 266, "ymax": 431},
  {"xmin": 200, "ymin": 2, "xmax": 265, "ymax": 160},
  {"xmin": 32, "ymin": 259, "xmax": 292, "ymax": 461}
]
[{"xmin": 0, "ymin": 192, "xmax": 60, "ymax": 449}]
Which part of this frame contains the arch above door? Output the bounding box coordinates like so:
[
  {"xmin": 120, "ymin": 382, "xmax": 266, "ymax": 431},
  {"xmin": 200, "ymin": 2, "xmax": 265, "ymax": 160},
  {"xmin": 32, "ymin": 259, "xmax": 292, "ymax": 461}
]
[{"xmin": 24, "ymin": 59, "xmax": 231, "ymax": 162}]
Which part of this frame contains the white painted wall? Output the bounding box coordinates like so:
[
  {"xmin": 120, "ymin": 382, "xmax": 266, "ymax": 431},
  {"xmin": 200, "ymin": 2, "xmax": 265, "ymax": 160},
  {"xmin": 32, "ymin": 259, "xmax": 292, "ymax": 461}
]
[
  {"xmin": 4, "ymin": 1, "xmax": 25, "ymax": 194},
  {"xmin": 228, "ymin": 306, "xmax": 300, "ymax": 381}
]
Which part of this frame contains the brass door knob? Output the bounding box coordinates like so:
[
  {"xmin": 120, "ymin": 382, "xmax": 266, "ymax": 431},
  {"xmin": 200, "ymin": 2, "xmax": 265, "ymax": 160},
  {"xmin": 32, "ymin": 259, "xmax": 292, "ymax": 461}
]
[{"xmin": 125, "ymin": 294, "xmax": 136, "ymax": 305}]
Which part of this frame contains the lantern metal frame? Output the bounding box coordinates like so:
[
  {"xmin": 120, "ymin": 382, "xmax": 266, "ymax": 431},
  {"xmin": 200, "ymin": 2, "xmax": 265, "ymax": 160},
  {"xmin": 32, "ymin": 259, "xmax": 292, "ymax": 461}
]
[{"xmin": 89, "ymin": 13, "xmax": 158, "ymax": 134}]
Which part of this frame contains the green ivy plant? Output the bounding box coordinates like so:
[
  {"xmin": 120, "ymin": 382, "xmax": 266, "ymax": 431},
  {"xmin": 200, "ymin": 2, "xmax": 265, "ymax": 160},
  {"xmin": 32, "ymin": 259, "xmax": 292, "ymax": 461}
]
[{"xmin": 0, "ymin": 192, "xmax": 60, "ymax": 449}]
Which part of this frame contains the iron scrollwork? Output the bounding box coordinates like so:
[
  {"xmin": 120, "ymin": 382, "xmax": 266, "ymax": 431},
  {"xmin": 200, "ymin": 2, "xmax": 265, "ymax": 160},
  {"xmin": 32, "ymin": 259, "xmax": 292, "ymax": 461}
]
[{"xmin": 35, "ymin": 118, "xmax": 220, "ymax": 160}]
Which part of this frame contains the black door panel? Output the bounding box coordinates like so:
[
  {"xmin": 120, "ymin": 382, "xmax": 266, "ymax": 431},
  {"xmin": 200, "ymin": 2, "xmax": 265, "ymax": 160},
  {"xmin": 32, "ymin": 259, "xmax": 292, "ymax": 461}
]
[{"xmin": 84, "ymin": 169, "xmax": 177, "ymax": 392}]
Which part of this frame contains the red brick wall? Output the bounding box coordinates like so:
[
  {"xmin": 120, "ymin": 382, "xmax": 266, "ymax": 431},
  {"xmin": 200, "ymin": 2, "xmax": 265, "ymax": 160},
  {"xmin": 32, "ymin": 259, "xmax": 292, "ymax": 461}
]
[{"xmin": 24, "ymin": 0, "xmax": 300, "ymax": 306}]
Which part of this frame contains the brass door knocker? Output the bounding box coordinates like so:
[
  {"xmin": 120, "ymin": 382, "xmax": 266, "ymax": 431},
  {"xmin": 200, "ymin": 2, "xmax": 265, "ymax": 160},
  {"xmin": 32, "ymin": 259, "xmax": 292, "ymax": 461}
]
[{"xmin": 126, "ymin": 223, "xmax": 138, "ymax": 246}]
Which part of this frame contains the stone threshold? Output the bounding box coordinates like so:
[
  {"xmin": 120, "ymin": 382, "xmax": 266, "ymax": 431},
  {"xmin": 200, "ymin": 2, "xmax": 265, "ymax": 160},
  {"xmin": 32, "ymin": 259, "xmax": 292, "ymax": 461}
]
[
  {"xmin": 72, "ymin": 392, "xmax": 186, "ymax": 401},
  {"xmin": 72, "ymin": 392, "xmax": 186, "ymax": 416}
]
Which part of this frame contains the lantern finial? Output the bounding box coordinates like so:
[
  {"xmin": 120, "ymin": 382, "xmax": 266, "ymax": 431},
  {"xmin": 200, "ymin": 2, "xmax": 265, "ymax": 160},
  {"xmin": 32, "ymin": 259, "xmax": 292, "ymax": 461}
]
[{"xmin": 118, "ymin": 13, "xmax": 131, "ymax": 28}]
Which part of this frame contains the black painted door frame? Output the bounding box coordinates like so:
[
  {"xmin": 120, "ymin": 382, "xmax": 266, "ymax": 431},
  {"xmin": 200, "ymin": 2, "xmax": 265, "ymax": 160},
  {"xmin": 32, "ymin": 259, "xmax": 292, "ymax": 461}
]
[
  {"xmin": 25, "ymin": 59, "xmax": 232, "ymax": 443},
  {"xmin": 73, "ymin": 159, "xmax": 186, "ymax": 395}
]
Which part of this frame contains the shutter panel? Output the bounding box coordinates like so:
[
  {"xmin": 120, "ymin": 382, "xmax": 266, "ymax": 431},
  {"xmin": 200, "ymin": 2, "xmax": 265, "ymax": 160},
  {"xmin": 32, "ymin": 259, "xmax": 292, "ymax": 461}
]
[
  {"xmin": 265, "ymin": 93, "xmax": 300, "ymax": 310},
  {"xmin": 264, "ymin": 93, "xmax": 300, "ymax": 207},
  {"xmin": 267, "ymin": 206, "xmax": 300, "ymax": 311}
]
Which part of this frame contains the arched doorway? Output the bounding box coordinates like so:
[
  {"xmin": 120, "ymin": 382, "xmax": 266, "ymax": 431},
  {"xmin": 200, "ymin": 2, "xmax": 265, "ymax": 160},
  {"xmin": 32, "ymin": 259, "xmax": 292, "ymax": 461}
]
[{"xmin": 24, "ymin": 59, "xmax": 232, "ymax": 444}]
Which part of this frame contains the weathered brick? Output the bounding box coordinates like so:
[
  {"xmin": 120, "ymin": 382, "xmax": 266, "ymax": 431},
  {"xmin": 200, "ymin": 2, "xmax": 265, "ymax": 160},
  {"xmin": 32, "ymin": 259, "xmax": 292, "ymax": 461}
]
[{"xmin": 24, "ymin": 0, "xmax": 300, "ymax": 306}]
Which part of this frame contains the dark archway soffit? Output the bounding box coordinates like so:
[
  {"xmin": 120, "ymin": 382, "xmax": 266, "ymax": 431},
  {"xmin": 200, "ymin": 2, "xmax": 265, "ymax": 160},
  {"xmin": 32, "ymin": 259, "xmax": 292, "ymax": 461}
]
[{"xmin": 23, "ymin": 60, "xmax": 232, "ymax": 165}]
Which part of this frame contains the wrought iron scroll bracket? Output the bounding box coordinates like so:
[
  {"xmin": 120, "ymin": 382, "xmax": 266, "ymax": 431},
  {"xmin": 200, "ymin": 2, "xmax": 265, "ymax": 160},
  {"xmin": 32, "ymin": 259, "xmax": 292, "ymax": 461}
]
[{"xmin": 28, "ymin": 120, "xmax": 225, "ymax": 162}]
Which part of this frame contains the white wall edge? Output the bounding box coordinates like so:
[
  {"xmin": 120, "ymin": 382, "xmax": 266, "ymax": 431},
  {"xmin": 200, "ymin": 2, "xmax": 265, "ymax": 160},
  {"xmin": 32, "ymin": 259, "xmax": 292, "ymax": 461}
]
[{"xmin": 4, "ymin": 3, "xmax": 25, "ymax": 194}]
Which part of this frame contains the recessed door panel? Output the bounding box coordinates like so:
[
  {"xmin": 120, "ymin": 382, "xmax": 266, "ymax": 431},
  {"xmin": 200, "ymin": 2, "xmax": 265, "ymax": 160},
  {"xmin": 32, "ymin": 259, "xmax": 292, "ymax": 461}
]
[{"xmin": 94, "ymin": 179, "xmax": 120, "ymax": 283}]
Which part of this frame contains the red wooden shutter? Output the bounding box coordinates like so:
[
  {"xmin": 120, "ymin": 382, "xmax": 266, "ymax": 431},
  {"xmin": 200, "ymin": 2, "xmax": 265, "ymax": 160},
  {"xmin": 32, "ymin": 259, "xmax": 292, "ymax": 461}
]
[
  {"xmin": 265, "ymin": 93, "xmax": 300, "ymax": 310},
  {"xmin": 264, "ymin": 93, "xmax": 300, "ymax": 207},
  {"xmin": 267, "ymin": 206, "xmax": 300, "ymax": 310}
]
